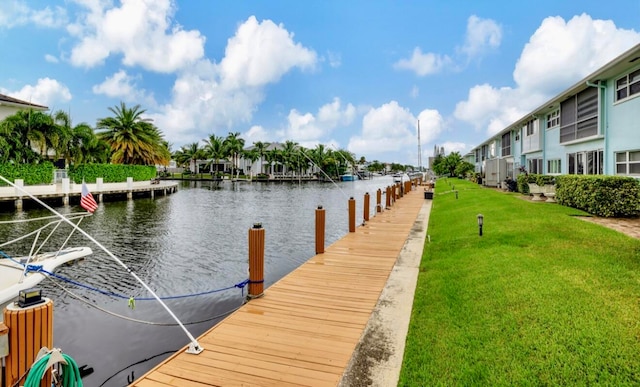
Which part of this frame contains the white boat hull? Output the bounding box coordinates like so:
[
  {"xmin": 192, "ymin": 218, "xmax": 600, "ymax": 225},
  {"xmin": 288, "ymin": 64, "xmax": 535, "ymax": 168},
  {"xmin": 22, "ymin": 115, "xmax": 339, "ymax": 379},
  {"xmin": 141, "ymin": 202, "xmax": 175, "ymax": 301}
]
[{"xmin": 0, "ymin": 247, "xmax": 92, "ymax": 305}]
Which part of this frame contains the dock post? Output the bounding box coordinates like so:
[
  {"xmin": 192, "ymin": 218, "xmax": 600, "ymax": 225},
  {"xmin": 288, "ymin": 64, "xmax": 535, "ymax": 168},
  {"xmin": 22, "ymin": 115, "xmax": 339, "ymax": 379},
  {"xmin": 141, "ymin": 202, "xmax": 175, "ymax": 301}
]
[
  {"xmin": 3, "ymin": 298, "xmax": 54, "ymax": 387},
  {"xmin": 376, "ymin": 189, "xmax": 382, "ymax": 213},
  {"xmin": 348, "ymin": 197, "xmax": 356, "ymax": 232},
  {"xmin": 97, "ymin": 178, "xmax": 104, "ymax": 202},
  {"xmin": 62, "ymin": 178, "xmax": 70, "ymax": 206},
  {"xmin": 363, "ymin": 192, "xmax": 370, "ymax": 221},
  {"xmin": 127, "ymin": 177, "xmax": 133, "ymax": 200},
  {"xmin": 14, "ymin": 179, "xmax": 24, "ymax": 211},
  {"xmin": 386, "ymin": 186, "xmax": 391, "ymax": 208},
  {"xmin": 248, "ymin": 223, "xmax": 265, "ymax": 299},
  {"xmin": 315, "ymin": 205, "xmax": 325, "ymax": 254}
]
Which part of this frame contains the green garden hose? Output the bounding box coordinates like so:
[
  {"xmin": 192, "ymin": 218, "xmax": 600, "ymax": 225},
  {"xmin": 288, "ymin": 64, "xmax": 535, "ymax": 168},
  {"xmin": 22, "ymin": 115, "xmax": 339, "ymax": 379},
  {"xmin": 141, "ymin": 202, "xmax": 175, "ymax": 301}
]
[{"xmin": 23, "ymin": 351, "xmax": 83, "ymax": 387}]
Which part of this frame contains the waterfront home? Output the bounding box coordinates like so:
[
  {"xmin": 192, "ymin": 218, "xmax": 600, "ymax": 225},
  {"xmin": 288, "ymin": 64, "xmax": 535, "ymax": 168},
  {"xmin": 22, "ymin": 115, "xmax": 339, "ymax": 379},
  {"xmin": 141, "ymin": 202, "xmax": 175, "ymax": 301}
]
[{"xmin": 0, "ymin": 93, "xmax": 47, "ymax": 120}]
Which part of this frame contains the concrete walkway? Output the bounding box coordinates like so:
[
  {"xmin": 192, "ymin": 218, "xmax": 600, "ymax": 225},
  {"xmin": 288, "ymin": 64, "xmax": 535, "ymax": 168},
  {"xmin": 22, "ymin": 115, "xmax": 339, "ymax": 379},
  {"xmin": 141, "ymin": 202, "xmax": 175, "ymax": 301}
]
[{"xmin": 340, "ymin": 199, "xmax": 431, "ymax": 386}]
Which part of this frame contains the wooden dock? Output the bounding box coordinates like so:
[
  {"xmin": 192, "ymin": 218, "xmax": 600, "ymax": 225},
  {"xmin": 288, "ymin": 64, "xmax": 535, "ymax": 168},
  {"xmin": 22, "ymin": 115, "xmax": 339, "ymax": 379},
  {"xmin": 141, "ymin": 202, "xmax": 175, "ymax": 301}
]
[
  {"xmin": 132, "ymin": 187, "xmax": 427, "ymax": 386},
  {"xmin": 0, "ymin": 180, "xmax": 179, "ymax": 210}
]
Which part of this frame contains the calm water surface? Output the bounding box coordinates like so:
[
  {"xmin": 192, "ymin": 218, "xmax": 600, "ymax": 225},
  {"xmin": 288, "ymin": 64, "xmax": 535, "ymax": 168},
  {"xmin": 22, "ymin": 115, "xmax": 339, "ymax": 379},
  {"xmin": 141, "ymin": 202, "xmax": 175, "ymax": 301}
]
[{"xmin": 1, "ymin": 177, "xmax": 394, "ymax": 386}]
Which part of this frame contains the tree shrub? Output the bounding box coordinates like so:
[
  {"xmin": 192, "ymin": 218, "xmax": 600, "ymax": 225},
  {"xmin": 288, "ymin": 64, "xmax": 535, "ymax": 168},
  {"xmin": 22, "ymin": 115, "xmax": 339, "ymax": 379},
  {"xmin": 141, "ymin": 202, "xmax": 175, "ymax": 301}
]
[
  {"xmin": 68, "ymin": 164, "xmax": 156, "ymax": 183},
  {"xmin": 556, "ymin": 175, "xmax": 640, "ymax": 217},
  {"xmin": 0, "ymin": 162, "xmax": 54, "ymax": 185}
]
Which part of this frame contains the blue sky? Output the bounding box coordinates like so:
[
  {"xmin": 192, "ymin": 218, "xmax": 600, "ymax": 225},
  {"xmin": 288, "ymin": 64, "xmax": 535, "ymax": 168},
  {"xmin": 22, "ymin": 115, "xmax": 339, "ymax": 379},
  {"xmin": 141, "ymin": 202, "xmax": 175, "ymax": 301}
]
[{"xmin": 1, "ymin": 1, "xmax": 639, "ymax": 166}]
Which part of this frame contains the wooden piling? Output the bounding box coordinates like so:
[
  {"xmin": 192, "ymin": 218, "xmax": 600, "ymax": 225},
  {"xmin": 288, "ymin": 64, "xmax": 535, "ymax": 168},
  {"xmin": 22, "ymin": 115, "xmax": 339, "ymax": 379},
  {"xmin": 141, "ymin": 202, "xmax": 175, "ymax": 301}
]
[
  {"xmin": 248, "ymin": 223, "xmax": 265, "ymax": 299},
  {"xmin": 376, "ymin": 189, "xmax": 382, "ymax": 213},
  {"xmin": 315, "ymin": 205, "xmax": 325, "ymax": 254},
  {"xmin": 348, "ymin": 197, "xmax": 356, "ymax": 232},
  {"xmin": 364, "ymin": 192, "xmax": 370, "ymax": 221},
  {"xmin": 4, "ymin": 299, "xmax": 53, "ymax": 387},
  {"xmin": 386, "ymin": 186, "xmax": 391, "ymax": 208}
]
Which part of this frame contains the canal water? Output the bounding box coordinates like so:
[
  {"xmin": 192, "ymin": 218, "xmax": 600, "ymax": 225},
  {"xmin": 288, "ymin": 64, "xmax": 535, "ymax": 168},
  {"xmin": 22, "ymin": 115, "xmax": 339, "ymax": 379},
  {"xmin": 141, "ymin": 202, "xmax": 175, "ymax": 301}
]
[{"xmin": 1, "ymin": 177, "xmax": 395, "ymax": 386}]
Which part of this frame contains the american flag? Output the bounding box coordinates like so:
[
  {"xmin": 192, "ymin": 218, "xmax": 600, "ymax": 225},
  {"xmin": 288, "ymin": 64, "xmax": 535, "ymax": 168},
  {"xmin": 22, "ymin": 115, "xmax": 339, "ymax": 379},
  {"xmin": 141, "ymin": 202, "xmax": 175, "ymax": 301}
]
[{"xmin": 81, "ymin": 181, "xmax": 98, "ymax": 213}]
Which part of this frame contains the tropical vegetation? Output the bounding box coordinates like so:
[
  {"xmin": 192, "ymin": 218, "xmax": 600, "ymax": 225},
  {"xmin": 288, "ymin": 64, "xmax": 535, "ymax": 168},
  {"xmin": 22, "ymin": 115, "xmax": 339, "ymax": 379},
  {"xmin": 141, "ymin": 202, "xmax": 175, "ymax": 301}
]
[
  {"xmin": 431, "ymin": 151, "xmax": 474, "ymax": 177},
  {"xmin": 0, "ymin": 101, "xmax": 421, "ymax": 182}
]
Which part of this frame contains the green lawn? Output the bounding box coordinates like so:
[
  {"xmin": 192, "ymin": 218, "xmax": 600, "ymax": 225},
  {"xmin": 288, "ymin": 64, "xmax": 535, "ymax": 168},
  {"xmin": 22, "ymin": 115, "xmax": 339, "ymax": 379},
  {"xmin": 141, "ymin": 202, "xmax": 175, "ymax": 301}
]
[{"xmin": 399, "ymin": 179, "xmax": 640, "ymax": 386}]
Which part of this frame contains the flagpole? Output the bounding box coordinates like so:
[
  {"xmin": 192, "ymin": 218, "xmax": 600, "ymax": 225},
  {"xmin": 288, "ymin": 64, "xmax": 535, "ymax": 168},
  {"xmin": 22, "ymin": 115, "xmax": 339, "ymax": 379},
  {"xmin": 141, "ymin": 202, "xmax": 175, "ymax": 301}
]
[{"xmin": 0, "ymin": 175, "xmax": 204, "ymax": 354}]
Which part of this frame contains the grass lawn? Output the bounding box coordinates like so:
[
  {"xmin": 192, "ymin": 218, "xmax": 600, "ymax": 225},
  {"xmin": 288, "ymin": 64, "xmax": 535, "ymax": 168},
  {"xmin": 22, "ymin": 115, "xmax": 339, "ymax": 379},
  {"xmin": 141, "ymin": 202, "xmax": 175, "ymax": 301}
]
[{"xmin": 399, "ymin": 179, "xmax": 640, "ymax": 386}]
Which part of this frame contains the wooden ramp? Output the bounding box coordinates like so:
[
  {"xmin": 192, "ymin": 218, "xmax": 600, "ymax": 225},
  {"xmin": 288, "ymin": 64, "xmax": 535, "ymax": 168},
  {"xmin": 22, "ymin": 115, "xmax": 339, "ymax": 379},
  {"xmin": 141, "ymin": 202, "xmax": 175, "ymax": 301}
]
[{"xmin": 132, "ymin": 189, "xmax": 426, "ymax": 387}]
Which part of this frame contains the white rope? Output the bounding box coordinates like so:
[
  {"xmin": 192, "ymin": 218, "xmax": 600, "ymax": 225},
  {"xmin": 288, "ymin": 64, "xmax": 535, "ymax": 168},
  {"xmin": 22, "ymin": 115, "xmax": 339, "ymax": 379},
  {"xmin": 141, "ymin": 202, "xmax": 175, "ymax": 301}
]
[{"xmin": 0, "ymin": 175, "xmax": 203, "ymax": 353}]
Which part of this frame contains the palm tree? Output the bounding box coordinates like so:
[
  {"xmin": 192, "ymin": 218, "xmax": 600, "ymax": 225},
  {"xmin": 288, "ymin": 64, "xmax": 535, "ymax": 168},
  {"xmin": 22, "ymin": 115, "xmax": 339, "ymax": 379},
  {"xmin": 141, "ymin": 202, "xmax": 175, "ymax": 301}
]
[
  {"xmin": 263, "ymin": 148, "xmax": 281, "ymax": 176},
  {"xmin": 242, "ymin": 148, "xmax": 260, "ymax": 179},
  {"xmin": 223, "ymin": 132, "xmax": 245, "ymax": 176},
  {"xmin": 280, "ymin": 140, "xmax": 299, "ymax": 177},
  {"xmin": 309, "ymin": 144, "xmax": 332, "ymax": 179},
  {"xmin": 52, "ymin": 110, "xmax": 108, "ymax": 167},
  {"xmin": 203, "ymin": 134, "xmax": 226, "ymax": 176},
  {"xmin": 178, "ymin": 142, "xmax": 204, "ymax": 174},
  {"xmin": 0, "ymin": 109, "xmax": 50, "ymax": 163},
  {"xmin": 96, "ymin": 102, "xmax": 169, "ymax": 165},
  {"xmin": 252, "ymin": 141, "xmax": 270, "ymax": 175}
]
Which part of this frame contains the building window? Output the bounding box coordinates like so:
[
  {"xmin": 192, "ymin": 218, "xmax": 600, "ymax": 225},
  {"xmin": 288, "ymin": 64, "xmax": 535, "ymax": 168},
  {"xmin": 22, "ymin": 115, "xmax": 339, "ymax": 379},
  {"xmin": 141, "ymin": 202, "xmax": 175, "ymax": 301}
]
[
  {"xmin": 528, "ymin": 158, "xmax": 542, "ymax": 174},
  {"xmin": 567, "ymin": 150, "xmax": 603, "ymax": 175},
  {"xmin": 615, "ymin": 69, "xmax": 640, "ymax": 102},
  {"xmin": 525, "ymin": 119, "xmax": 536, "ymax": 136},
  {"xmin": 560, "ymin": 87, "xmax": 598, "ymax": 143},
  {"xmin": 547, "ymin": 159, "xmax": 561, "ymax": 174},
  {"xmin": 546, "ymin": 109, "xmax": 559, "ymax": 129},
  {"xmin": 615, "ymin": 150, "xmax": 640, "ymax": 175},
  {"xmin": 501, "ymin": 132, "xmax": 511, "ymax": 156}
]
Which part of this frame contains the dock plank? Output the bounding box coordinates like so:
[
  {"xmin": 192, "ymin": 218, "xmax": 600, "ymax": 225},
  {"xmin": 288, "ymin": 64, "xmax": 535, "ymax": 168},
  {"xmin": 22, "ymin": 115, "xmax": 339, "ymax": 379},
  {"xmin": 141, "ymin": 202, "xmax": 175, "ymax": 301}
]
[{"xmin": 131, "ymin": 188, "xmax": 425, "ymax": 386}]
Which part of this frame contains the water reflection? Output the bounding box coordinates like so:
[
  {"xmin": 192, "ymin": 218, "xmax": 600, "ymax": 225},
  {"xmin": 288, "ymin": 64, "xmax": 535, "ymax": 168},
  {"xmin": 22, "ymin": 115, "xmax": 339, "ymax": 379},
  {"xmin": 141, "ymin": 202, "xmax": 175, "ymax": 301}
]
[{"xmin": 1, "ymin": 177, "xmax": 394, "ymax": 386}]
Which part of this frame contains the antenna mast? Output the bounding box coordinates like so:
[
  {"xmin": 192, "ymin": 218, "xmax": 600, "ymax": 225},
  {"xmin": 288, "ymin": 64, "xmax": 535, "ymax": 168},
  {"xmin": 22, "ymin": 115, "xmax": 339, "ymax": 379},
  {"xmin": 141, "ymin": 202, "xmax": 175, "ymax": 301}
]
[{"xmin": 417, "ymin": 119, "xmax": 422, "ymax": 172}]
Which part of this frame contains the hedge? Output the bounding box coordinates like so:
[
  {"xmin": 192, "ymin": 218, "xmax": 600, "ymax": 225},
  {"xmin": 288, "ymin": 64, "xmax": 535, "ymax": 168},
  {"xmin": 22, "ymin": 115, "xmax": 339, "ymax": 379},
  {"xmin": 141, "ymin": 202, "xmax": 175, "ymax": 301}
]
[
  {"xmin": 555, "ymin": 175, "xmax": 640, "ymax": 217},
  {"xmin": 68, "ymin": 164, "xmax": 157, "ymax": 183},
  {"xmin": 0, "ymin": 162, "xmax": 55, "ymax": 186}
]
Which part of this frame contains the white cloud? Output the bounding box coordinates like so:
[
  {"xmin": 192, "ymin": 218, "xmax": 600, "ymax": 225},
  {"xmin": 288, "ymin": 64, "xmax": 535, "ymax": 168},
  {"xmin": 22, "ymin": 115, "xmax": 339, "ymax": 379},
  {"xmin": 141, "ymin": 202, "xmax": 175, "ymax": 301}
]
[
  {"xmin": 460, "ymin": 15, "xmax": 502, "ymax": 58},
  {"xmin": 410, "ymin": 85, "xmax": 419, "ymax": 98},
  {"xmin": 440, "ymin": 141, "xmax": 468, "ymax": 155},
  {"xmin": 244, "ymin": 125, "xmax": 271, "ymax": 143},
  {"xmin": 514, "ymin": 13, "xmax": 640, "ymax": 95},
  {"xmin": 68, "ymin": 0, "xmax": 205, "ymax": 72},
  {"xmin": 348, "ymin": 101, "xmax": 444, "ymax": 164},
  {"xmin": 2, "ymin": 78, "xmax": 72, "ymax": 108},
  {"xmin": 279, "ymin": 98, "xmax": 355, "ymax": 143},
  {"xmin": 44, "ymin": 54, "xmax": 59, "ymax": 63},
  {"xmin": 0, "ymin": 1, "xmax": 67, "ymax": 29},
  {"xmin": 417, "ymin": 109, "xmax": 445, "ymax": 144},
  {"xmin": 92, "ymin": 70, "xmax": 156, "ymax": 106},
  {"xmin": 219, "ymin": 16, "xmax": 317, "ymax": 89},
  {"xmin": 393, "ymin": 47, "xmax": 451, "ymax": 76},
  {"xmin": 326, "ymin": 51, "xmax": 342, "ymax": 68},
  {"xmin": 317, "ymin": 98, "xmax": 356, "ymax": 128},
  {"xmin": 150, "ymin": 16, "xmax": 318, "ymax": 144},
  {"xmin": 456, "ymin": 14, "xmax": 640, "ymax": 137}
]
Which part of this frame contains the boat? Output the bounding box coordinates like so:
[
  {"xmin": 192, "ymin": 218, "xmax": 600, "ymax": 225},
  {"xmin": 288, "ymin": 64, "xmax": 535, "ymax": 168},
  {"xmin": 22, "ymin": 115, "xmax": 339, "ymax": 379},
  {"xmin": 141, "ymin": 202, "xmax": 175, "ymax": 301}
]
[
  {"xmin": 393, "ymin": 173, "xmax": 410, "ymax": 183},
  {"xmin": 0, "ymin": 213, "xmax": 93, "ymax": 306},
  {"xmin": 340, "ymin": 173, "xmax": 359, "ymax": 181}
]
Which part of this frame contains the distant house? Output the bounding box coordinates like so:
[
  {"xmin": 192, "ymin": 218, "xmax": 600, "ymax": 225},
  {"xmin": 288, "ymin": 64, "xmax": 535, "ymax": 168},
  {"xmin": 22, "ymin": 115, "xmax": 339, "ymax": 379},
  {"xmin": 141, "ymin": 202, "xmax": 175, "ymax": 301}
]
[
  {"xmin": 469, "ymin": 43, "xmax": 640, "ymax": 187},
  {"xmin": 240, "ymin": 142, "xmax": 318, "ymax": 178},
  {"xmin": 0, "ymin": 93, "xmax": 48, "ymax": 121}
]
